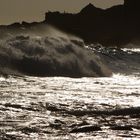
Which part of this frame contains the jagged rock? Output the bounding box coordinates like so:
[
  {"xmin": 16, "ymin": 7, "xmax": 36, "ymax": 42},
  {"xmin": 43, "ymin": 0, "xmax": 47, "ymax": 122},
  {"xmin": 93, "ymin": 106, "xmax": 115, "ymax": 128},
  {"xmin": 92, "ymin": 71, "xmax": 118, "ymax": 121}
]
[
  {"xmin": 45, "ymin": 0, "xmax": 140, "ymax": 46},
  {"xmin": 70, "ymin": 125, "xmax": 102, "ymax": 133},
  {"xmin": 80, "ymin": 3, "xmax": 103, "ymax": 16},
  {"xmin": 110, "ymin": 125, "xmax": 133, "ymax": 131}
]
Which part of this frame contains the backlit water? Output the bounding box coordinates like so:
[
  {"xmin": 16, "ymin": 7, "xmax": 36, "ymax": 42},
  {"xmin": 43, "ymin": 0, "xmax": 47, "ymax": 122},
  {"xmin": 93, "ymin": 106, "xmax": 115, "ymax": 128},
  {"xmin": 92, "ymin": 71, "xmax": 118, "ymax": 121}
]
[{"xmin": 0, "ymin": 73, "xmax": 140, "ymax": 139}]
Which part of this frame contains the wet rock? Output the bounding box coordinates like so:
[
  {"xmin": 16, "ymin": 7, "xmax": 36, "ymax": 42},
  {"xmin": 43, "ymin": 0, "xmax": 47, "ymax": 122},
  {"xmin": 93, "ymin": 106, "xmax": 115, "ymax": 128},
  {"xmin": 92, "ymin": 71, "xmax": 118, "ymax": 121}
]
[
  {"xmin": 70, "ymin": 125, "xmax": 102, "ymax": 133},
  {"xmin": 4, "ymin": 103, "xmax": 22, "ymax": 109},
  {"xmin": 0, "ymin": 132, "xmax": 20, "ymax": 140},
  {"xmin": 4, "ymin": 103, "xmax": 40, "ymax": 111},
  {"xmin": 49, "ymin": 123, "xmax": 62, "ymax": 129},
  {"xmin": 130, "ymin": 114, "xmax": 140, "ymax": 118},
  {"xmin": 46, "ymin": 103, "xmax": 67, "ymax": 112},
  {"xmin": 19, "ymin": 127, "xmax": 40, "ymax": 134},
  {"xmin": 69, "ymin": 121, "xmax": 89, "ymax": 128},
  {"xmin": 94, "ymin": 81, "xmax": 104, "ymax": 85},
  {"xmin": 54, "ymin": 119, "xmax": 66, "ymax": 125},
  {"xmin": 49, "ymin": 119, "xmax": 66, "ymax": 129},
  {"xmin": 43, "ymin": 130, "xmax": 52, "ymax": 134},
  {"xmin": 110, "ymin": 126, "xmax": 133, "ymax": 131},
  {"xmin": 66, "ymin": 107, "xmax": 140, "ymax": 116},
  {"xmin": 107, "ymin": 107, "xmax": 140, "ymax": 116},
  {"xmin": 46, "ymin": 103, "xmax": 60, "ymax": 111}
]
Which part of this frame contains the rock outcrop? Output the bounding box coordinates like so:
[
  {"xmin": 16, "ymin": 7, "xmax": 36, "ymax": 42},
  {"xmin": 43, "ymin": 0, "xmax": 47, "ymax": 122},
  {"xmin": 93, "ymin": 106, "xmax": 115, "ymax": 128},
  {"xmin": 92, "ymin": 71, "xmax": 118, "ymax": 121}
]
[{"xmin": 45, "ymin": 0, "xmax": 140, "ymax": 46}]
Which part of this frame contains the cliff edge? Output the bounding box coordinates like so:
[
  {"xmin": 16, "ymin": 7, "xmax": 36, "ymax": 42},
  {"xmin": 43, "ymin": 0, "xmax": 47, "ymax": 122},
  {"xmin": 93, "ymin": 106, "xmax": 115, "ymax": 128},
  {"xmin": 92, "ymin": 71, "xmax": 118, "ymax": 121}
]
[{"xmin": 45, "ymin": 0, "xmax": 140, "ymax": 46}]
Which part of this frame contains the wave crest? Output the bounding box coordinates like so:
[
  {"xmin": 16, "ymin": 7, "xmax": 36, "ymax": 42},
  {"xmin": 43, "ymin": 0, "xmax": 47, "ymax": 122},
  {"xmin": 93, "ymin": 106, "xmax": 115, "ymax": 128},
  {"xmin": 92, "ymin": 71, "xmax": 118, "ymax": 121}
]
[{"xmin": 0, "ymin": 35, "xmax": 112, "ymax": 77}]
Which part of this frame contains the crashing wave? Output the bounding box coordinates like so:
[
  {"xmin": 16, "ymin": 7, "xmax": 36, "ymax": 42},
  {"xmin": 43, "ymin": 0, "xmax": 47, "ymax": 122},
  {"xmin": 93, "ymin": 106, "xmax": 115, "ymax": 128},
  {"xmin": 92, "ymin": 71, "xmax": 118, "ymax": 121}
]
[{"xmin": 0, "ymin": 33, "xmax": 112, "ymax": 77}]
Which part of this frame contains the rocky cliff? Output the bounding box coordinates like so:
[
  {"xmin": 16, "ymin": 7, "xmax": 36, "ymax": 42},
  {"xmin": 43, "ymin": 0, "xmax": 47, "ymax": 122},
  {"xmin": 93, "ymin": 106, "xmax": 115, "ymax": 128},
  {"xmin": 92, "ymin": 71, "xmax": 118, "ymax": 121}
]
[{"xmin": 45, "ymin": 0, "xmax": 140, "ymax": 46}]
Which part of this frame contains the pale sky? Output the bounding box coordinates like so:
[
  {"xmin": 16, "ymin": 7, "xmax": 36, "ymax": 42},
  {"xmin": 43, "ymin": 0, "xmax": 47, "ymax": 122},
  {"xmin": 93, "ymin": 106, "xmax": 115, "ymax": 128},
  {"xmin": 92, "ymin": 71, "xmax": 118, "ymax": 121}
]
[{"xmin": 0, "ymin": 0, "xmax": 124, "ymax": 25}]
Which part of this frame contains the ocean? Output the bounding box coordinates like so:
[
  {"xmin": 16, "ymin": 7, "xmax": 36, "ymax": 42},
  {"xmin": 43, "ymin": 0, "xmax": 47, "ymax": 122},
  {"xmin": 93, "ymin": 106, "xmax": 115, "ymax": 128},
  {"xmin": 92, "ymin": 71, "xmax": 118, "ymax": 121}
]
[
  {"xmin": 0, "ymin": 73, "xmax": 140, "ymax": 139},
  {"xmin": 0, "ymin": 25, "xmax": 140, "ymax": 139}
]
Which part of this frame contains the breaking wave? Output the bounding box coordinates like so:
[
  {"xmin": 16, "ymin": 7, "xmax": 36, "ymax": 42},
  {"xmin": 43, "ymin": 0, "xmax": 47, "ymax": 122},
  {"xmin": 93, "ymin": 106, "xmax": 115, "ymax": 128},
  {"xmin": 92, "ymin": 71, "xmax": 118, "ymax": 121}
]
[
  {"xmin": 0, "ymin": 24, "xmax": 139, "ymax": 78},
  {"xmin": 0, "ymin": 27, "xmax": 112, "ymax": 77}
]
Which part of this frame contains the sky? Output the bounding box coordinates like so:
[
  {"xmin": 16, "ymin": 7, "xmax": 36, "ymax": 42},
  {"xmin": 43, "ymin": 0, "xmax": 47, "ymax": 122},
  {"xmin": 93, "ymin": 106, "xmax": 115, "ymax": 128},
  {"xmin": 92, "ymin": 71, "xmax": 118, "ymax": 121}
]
[{"xmin": 0, "ymin": 0, "xmax": 124, "ymax": 25}]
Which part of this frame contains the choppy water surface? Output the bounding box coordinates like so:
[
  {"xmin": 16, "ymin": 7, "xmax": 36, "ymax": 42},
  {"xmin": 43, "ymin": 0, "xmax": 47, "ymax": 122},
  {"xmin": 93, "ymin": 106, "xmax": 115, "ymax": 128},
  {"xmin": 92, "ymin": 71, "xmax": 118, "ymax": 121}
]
[{"xmin": 0, "ymin": 73, "xmax": 140, "ymax": 139}]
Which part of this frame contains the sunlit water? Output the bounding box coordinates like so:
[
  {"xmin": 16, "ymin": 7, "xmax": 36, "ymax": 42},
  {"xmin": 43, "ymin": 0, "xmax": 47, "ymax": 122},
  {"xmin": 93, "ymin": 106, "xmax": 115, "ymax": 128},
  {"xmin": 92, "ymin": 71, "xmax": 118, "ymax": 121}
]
[{"xmin": 0, "ymin": 73, "xmax": 140, "ymax": 139}]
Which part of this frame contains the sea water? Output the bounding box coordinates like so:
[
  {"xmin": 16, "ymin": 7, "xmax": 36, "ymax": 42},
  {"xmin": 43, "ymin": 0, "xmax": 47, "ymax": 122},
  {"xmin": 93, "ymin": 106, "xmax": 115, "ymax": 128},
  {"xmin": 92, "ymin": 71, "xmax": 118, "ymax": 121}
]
[{"xmin": 0, "ymin": 73, "xmax": 140, "ymax": 139}]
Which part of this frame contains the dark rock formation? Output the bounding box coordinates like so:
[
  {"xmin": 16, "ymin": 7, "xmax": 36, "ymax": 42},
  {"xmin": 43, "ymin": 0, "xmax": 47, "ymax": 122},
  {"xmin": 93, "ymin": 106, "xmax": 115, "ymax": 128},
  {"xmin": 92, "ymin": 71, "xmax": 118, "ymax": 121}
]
[
  {"xmin": 70, "ymin": 125, "xmax": 102, "ymax": 133},
  {"xmin": 44, "ymin": 0, "xmax": 140, "ymax": 46},
  {"xmin": 110, "ymin": 125, "xmax": 133, "ymax": 131}
]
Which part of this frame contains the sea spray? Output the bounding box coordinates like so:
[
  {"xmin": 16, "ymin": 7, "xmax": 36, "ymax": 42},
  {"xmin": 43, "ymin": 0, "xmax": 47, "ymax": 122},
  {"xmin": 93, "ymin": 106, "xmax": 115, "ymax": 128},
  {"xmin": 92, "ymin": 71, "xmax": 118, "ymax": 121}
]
[{"xmin": 0, "ymin": 33, "xmax": 112, "ymax": 77}]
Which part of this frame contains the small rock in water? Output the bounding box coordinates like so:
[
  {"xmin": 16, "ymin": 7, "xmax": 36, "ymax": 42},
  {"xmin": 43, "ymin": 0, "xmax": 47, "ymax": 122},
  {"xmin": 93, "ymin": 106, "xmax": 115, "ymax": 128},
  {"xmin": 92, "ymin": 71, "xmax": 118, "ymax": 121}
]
[
  {"xmin": 20, "ymin": 127, "xmax": 40, "ymax": 134},
  {"xmin": 110, "ymin": 126, "xmax": 133, "ymax": 131},
  {"xmin": 46, "ymin": 103, "xmax": 60, "ymax": 111},
  {"xmin": 70, "ymin": 121, "xmax": 89, "ymax": 128},
  {"xmin": 70, "ymin": 125, "xmax": 102, "ymax": 133}
]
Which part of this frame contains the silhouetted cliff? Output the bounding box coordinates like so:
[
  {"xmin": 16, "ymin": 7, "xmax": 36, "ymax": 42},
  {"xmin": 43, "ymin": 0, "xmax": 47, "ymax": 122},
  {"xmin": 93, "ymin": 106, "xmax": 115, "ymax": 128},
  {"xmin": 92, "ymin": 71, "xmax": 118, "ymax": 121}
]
[{"xmin": 44, "ymin": 0, "xmax": 140, "ymax": 46}]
